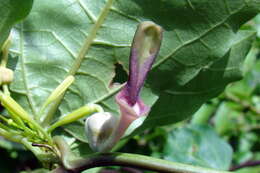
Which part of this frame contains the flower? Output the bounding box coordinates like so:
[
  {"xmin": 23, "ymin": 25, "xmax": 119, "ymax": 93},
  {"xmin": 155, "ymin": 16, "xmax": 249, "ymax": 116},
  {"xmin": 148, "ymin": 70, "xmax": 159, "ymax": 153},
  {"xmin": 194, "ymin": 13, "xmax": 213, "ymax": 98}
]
[
  {"xmin": 115, "ymin": 21, "xmax": 163, "ymax": 139},
  {"xmin": 85, "ymin": 21, "xmax": 163, "ymax": 152}
]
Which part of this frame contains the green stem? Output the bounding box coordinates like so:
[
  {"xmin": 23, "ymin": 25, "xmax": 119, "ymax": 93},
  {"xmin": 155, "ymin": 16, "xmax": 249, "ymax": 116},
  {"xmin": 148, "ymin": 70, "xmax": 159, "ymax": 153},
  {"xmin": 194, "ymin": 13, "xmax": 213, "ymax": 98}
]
[
  {"xmin": 0, "ymin": 92, "xmax": 30, "ymax": 128},
  {"xmin": 0, "ymin": 122, "xmax": 13, "ymax": 132},
  {"xmin": 65, "ymin": 152, "xmax": 231, "ymax": 173},
  {"xmin": 31, "ymin": 120, "xmax": 53, "ymax": 144},
  {"xmin": 68, "ymin": 0, "xmax": 114, "ymax": 75},
  {"xmin": 21, "ymin": 138, "xmax": 41, "ymax": 157},
  {"xmin": 3, "ymin": 85, "xmax": 10, "ymax": 95},
  {"xmin": 0, "ymin": 128, "xmax": 22, "ymax": 143},
  {"xmin": 47, "ymin": 104, "xmax": 103, "ymax": 133},
  {"xmin": 191, "ymin": 103, "xmax": 217, "ymax": 125},
  {"xmin": 225, "ymin": 92, "xmax": 260, "ymax": 114},
  {"xmin": 21, "ymin": 139, "xmax": 59, "ymax": 164},
  {"xmin": 54, "ymin": 137, "xmax": 231, "ymax": 173},
  {"xmin": 41, "ymin": 96, "xmax": 63, "ymax": 126},
  {"xmin": 39, "ymin": 76, "xmax": 74, "ymax": 124},
  {"xmin": 0, "ymin": 92, "xmax": 53, "ymax": 145},
  {"xmin": 0, "ymin": 115, "xmax": 32, "ymax": 133}
]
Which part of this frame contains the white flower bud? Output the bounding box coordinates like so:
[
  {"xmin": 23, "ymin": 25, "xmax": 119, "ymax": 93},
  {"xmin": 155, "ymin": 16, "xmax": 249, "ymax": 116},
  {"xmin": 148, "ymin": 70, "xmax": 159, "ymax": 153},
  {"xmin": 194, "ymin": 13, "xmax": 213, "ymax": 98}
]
[
  {"xmin": 0, "ymin": 67, "xmax": 13, "ymax": 85},
  {"xmin": 85, "ymin": 112, "xmax": 118, "ymax": 152}
]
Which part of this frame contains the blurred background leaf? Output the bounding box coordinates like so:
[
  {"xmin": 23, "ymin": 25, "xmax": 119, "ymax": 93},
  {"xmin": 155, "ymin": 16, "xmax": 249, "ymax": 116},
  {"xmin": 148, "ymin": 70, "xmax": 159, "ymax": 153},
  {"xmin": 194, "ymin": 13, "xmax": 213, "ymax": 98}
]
[
  {"xmin": 0, "ymin": 0, "xmax": 33, "ymax": 48},
  {"xmin": 162, "ymin": 125, "xmax": 233, "ymax": 170}
]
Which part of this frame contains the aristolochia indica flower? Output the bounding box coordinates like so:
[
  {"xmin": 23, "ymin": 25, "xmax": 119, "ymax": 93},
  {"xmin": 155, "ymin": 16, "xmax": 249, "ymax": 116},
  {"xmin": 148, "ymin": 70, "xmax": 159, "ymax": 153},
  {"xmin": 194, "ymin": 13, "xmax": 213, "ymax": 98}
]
[
  {"xmin": 85, "ymin": 21, "xmax": 163, "ymax": 152},
  {"xmin": 115, "ymin": 21, "xmax": 163, "ymax": 141}
]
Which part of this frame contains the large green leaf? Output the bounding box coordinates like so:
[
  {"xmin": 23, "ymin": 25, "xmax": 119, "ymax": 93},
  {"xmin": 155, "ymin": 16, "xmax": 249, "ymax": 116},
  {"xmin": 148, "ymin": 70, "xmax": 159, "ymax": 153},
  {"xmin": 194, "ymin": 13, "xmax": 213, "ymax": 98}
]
[
  {"xmin": 163, "ymin": 125, "xmax": 233, "ymax": 170},
  {"xmin": 8, "ymin": 0, "xmax": 260, "ymax": 140},
  {"xmin": 0, "ymin": 0, "xmax": 33, "ymax": 48}
]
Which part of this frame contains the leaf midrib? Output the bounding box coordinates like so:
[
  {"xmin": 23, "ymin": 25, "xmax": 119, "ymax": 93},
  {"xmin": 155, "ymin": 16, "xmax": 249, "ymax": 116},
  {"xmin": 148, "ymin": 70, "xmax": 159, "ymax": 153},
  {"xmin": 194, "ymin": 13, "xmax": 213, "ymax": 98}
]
[
  {"xmin": 68, "ymin": 0, "xmax": 114, "ymax": 76},
  {"xmin": 19, "ymin": 23, "xmax": 37, "ymax": 116}
]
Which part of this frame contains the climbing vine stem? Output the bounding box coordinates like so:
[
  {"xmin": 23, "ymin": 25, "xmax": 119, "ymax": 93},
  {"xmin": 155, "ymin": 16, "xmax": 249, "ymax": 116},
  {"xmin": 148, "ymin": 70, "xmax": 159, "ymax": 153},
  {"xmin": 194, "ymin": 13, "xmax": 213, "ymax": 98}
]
[{"xmin": 53, "ymin": 136, "xmax": 232, "ymax": 173}]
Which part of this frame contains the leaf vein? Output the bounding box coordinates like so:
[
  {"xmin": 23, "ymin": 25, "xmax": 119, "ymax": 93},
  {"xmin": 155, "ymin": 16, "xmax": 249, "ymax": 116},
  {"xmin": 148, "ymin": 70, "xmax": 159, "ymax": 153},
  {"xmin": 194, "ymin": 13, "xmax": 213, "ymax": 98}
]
[
  {"xmin": 153, "ymin": 5, "xmax": 245, "ymax": 68},
  {"xmin": 165, "ymin": 86, "xmax": 224, "ymax": 95},
  {"xmin": 90, "ymin": 84, "xmax": 123, "ymax": 104},
  {"xmin": 93, "ymin": 40, "xmax": 131, "ymax": 47},
  {"xmin": 199, "ymin": 38, "xmax": 211, "ymax": 50},
  {"xmin": 68, "ymin": 0, "xmax": 114, "ymax": 75},
  {"xmin": 51, "ymin": 32, "xmax": 77, "ymax": 59},
  {"xmin": 75, "ymin": 71, "xmax": 110, "ymax": 92},
  {"xmin": 186, "ymin": 0, "xmax": 196, "ymax": 11},
  {"xmin": 110, "ymin": 7, "xmax": 141, "ymax": 23},
  {"xmin": 76, "ymin": 0, "xmax": 97, "ymax": 23},
  {"xmin": 18, "ymin": 23, "xmax": 38, "ymax": 117},
  {"xmin": 67, "ymin": 87, "xmax": 85, "ymax": 101},
  {"xmin": 85, "ymin": 56, "xmax": 113, "ymax": 67},
  {"xmin": 99, "ymin": 101, "xmax": 118, "ymax": 113}
]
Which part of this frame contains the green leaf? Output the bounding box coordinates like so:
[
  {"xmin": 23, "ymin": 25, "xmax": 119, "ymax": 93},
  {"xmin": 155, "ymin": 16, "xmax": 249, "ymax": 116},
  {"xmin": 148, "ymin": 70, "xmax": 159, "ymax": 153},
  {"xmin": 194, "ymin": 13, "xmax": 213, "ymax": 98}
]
[
  {"xmin": 70, "ymin": 141, "xmax": 93, "ymax": 157},
  {"xmin": 0, "ymin": 0, "xmax": 33, "ymax": 48},
  {"xmin": 138, "ymin": 30, "xmax": 256, "ymax": 131},
  {"xmin": 10, "ymin": 0, "xmax": 130, "ymax": 119},
  {"xmin": 64, "ymin": 122, "xmax": 88, "ymax": 143},
  {"xmin": 8, "ymin": 0, "xmax": 259, "ymax": 141},
  {"xmin": 163, "ymin": 124, "xmax": 233, "ymax": 170}
]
